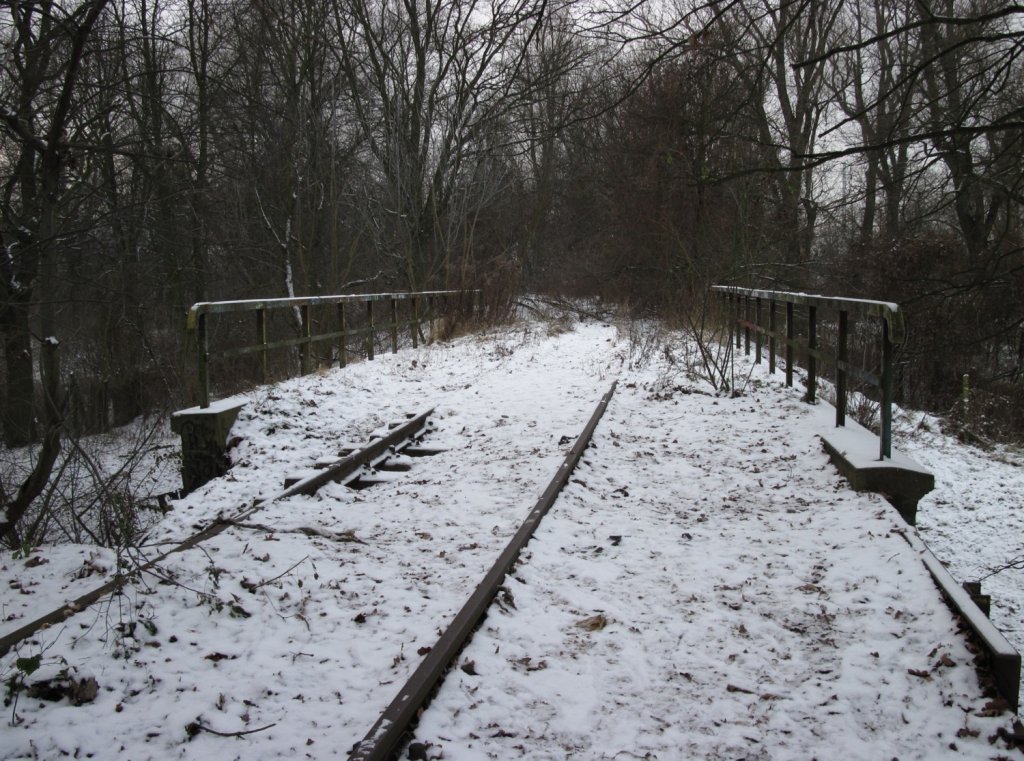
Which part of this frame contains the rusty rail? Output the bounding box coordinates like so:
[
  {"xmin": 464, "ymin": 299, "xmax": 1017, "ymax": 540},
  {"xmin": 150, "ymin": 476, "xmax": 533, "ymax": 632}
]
[
  {"xmin": 186, "ymin": 290, "xmax": 476, "ymax": 408},
  {"xmin": 712, "ymin": 286, "xmax": 904, "ymax": 460},
  {"xmin": 348, "ymin": 382, "xmax": 618, "ymax": 761},
  {"xmin": 0, "ymin": 410, "xmax": 433, "ymax": 658}
]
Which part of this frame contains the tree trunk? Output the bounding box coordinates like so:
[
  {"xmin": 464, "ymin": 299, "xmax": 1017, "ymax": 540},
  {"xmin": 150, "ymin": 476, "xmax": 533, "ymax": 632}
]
[
  {"xmin": 1, "ymin": 338, "xmax": 63, "ymax": 548},
  {"xmin": 1, "ymin": 299, "xmax": 36, "ymax": 447}
]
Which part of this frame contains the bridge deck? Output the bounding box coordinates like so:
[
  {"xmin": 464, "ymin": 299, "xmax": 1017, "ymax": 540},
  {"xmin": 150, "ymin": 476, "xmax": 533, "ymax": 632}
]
[{"xmin": 1, "ymin": 321, "xmax": 1020, "ymax": 760}]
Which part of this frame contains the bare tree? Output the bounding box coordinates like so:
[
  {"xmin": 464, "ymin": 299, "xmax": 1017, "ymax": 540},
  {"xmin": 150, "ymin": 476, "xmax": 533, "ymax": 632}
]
[
  {"xmin": 329, "ymin": 0, "xmax": 557, "ymax": 289},
  {"xmin": 832, "ymin": 0, "xmax": 921, "ymax": 240},
  {"xmin": 721, "ymin": 0, "xmax": 845, "ymax": 274},
  {"xmin": 0, "ymin": 0, "xmax": 110, "ymax": 545},
  {"xmin": 0, "ymin": 0, "xmax": 109, "ymax": 446}
]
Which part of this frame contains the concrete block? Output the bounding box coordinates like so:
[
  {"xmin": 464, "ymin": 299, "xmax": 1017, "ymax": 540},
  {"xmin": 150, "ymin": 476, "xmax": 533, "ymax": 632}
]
[
  {"xmin": 171, "ymin": 400, "xmax": 246, "ymax": 493},
  {"xmin": 820, "ymin": 426, "xmax": 934, "ymax": 525}
]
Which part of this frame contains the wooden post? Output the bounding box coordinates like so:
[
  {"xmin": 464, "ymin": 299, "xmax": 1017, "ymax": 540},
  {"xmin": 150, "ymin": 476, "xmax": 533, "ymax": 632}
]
[
  {"xmin": 881, "ymin": 319, "xmax": 893, "ymax": 459},
  {"xmin": 366, "ymin": 300, "xmax": 375, "ymax": 360},
  {"xmin": 805, "ymin": 305, "xmax": 817, "ymax": 403},
  {"xmin": 338, "ymin": 303, "xmax": 347, "ymax": 368},
  {"xmin": 198, "ymin": 312, "xmax": 210, "ymax": 409},
  {"xmin": 785, "ymin": 302, "xmax": 794, "ymax": 387},
  {"xmin": 428, "ymin": 295, "xmax": 436, "ymax": 344},
  {"xmin": 754, "ymin": 297, "xmax": 762, "ymax": 364},
  {"xmin": 256, "ymin": 308, "xmax": 268, "ymax": 383},
  {"xmin": 300, "ymin": 304, "xmax": 312, "ymax": 374},
  {"xmin": 734, "ymin": 294, "xmax": 741, "ymax": 349},
  {"xmin": 768, "ymin": 300, "xmax": 777, "ymax": 375},
  {"xmin": 743, "ymin": 296, "xmax": 751, "ymax": 356},
  {"xmin": 836, "ymin": 310, "xmax": 848, "ymax": 427},
  {"xmin": 411, "ymin": 297, "xmax": 419, "ymax": 349},
  {"xmin": 390, "ymin": 297, "xmax": 399, "ymax": 353}
]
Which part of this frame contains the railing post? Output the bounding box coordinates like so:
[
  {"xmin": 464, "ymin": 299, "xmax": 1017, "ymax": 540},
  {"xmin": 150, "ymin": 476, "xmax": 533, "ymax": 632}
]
[
  {"xmin": 366, "ymin": 299, "xmax": 375, "ymax": 360},
  {"xmin": 881, "ymin": 319, "xmax": 894, "ymax": 459},
  {"xmin": 734, "ymin": 295, "xmax": 741, "ymax": 349},
  {"xmin": 428, "ymin": 295, "xmax": 436, "ymax": 344},
  {"xmin": 755, "ymin": 297, "xmax": 763, "ymax": 364},
  {"xmin": 197, "ymin": 312, "xmax": 210, "ymax": 409},
  {"xmin": 743, "ymin": 296, "xmax": 751, "ymax": 356},
  {"xmin": 804, "ymin": 305, "xmax": 817, "ymax": 403},
  {"xmin": 411, "ymin": 297, "xmax": 419, "ymax": 349},
  {"xmin": 837, "ymin": 310, "xmax": 848, "ymax": 427},
  {"xmin": 785, "ymin": 302, "xmax": 794, "ymax": 387},
  {"xmin": 300, "ymin": 304, "xmax": 312, "ymax": 374},
  {"xmin": 390, "ymin": 297, "xmax": 399, "ymax": 353},
  {"xmin": 768, "ymin": 300, "xmax": 777, "ymax": 375},
  {"xmin": 256, "ymin": 308, "xmax": 268, "ymax": 383},
  {"xmin": 338, "ymin": 303, "xmax": 347, "ymax": 368}
]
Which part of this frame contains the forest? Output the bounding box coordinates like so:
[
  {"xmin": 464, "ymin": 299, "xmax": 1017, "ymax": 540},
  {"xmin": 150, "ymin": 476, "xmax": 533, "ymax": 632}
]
[{"xmin": 1, "ymin": 0, "xmax": 1022, "ymax": 544}]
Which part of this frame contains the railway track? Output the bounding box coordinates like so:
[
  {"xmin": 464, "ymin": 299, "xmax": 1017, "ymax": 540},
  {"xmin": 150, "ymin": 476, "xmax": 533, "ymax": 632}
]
[
  {"xmin": 0, "ymin": 409, "xmax": 435, "ymax": 657},
  {"xmin": 349, "ymin": 382, "xmax": 617, "ymax": 761},
  {"xmin": 1, "ymin": 384, "xmax": 619, "ymax": 758},
  {"xmin": 3, "ymin": 374, "xmax": 1018, "ymax": 760}
]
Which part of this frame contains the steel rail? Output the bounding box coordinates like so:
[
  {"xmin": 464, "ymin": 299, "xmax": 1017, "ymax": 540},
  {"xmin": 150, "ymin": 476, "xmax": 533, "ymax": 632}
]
[
  {"xmin": 348, "ymin": 382, "xmax": 618, "ymax": 761},
  {"xmin": 0, "ymin": 410, "xmax": 433, "ymax": 658}
]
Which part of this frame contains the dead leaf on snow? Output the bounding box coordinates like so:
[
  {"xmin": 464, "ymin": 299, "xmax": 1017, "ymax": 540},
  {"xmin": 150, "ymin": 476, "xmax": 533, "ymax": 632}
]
[
  {"xmin": 575, "ymin": 614, "xmax": 608, "ymax": 632},
  {"xmin": 975, "ymin": 697, "xmax": 1010, "ymax": 717},
  {"xmin": 204, "ymin": 652, "xmax": 237, "ymax": 662},
  {"xmin": 726, "ymin": 684, "xmax": 756, "ymax": 695},
  {"xmin": 514, "ymin": 657, "xmax": 548, "ymax": 672}
]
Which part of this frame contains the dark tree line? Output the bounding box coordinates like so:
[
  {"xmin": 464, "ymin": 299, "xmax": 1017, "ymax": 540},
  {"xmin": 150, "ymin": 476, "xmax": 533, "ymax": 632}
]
[{"xmin": 1, "ymin": 0, "xmax": 1023, "ymax": 542}]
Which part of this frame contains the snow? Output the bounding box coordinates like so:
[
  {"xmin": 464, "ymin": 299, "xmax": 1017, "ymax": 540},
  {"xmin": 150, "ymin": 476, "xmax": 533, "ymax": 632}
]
[
  {"xmin": 820, "ymin": 423, "xmax": 931, "ymax": 473},
  {"xmin": 1, "ymin": 317, "xmax": 1021, "ymax": 761},
  {"xmin": 172, "ymin": 399, "xmax": 247, "ymax": 417},
  {"xmin": 896, "ymin": 407, "xmax": 1024, "ymax": 695}
]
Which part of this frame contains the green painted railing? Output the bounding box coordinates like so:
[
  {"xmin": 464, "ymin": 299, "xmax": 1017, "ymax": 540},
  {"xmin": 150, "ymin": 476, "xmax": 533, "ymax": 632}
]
[
  {"xmin": 185, "ymin": 290, "xmax": 475, "ymax": 408},
  {"xmin": 712, "ymin": 286, "xmax": 905, "ymax": 459}
]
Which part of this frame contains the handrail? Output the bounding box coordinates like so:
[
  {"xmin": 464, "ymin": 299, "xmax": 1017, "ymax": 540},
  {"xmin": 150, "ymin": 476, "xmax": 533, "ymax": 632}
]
[
  {"xmin": 185, "ymin": 290, "xmax": 468, "ymax": 330},
  {"xmin": 711, "ymin": 286, "xmax": 903, "ymax": 459},
  {"xmin": 711, "ymin": 286, "xmax": 905, "ymax": 344},
  {"xmin": 186, "ymin": 290, "xmax": 475, "ymax": 408}
]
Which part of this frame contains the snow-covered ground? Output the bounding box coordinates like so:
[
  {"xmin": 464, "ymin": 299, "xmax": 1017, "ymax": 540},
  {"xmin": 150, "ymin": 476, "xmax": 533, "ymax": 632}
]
[{"xmin": 1, "ymin": 317, "xmax": 1022, "ymax": 760}]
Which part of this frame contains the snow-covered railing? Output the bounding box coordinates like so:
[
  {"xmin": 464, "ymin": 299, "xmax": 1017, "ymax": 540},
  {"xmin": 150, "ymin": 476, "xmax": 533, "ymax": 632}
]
[
  {"xmin": 185, "ymin": 290, "xmax": 475, "ymax": 408},
  {"xmin": 712, "ymin": 286, "xmax": 905, "ymax": 459}
]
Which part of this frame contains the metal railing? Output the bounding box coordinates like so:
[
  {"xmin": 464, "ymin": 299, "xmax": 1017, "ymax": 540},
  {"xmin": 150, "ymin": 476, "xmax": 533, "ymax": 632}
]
[
  {"xmin": 185, "ymin": 290, "xmax": 475, "ymax": 408},
  {"xmin": 712, "ymin": 286, "xmax": 905, "ymax": 459}
]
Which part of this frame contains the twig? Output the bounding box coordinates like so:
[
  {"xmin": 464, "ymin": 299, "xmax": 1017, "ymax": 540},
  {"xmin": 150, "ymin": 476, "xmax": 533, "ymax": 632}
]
[
  {"xmin": 188, "ymin": 721, "xmax": 277, "ymax": 738},
  {"xmin": 224, "ymin": 520, "xmax": 366, "ymax": 544},
  {"xmin": 979, "ymin": 554, "xmax": 1024, "ymax": 582},
  {"xmin": 250, "ymin": 555, "xmax": 310, "ymax": 590}
]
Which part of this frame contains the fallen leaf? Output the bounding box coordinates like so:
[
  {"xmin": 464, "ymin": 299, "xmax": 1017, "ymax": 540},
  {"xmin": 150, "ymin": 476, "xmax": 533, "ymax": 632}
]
[
  {"xmin": 575, "ymin": 614, "xmax": 608, "ymax": 632},
  {"xmin": 726, "ymin": 684, "xmax": 756, "ymax": 695}
]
